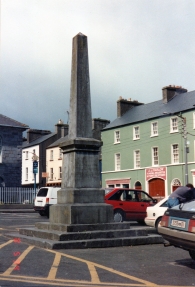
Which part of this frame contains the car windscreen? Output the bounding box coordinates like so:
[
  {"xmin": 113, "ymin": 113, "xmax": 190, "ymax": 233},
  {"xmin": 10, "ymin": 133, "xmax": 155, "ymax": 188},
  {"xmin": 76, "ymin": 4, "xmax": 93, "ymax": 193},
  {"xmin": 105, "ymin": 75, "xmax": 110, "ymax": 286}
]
[{"xmin": 37, "ymin": 188, "xmax": 48, "ymax": 197}]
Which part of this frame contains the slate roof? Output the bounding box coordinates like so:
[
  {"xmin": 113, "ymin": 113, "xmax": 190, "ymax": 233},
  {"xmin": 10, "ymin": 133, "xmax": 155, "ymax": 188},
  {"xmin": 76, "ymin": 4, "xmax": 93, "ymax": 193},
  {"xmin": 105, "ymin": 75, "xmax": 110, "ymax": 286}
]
[
  {"xmin": 47, "ymin": 135, "xmax": 68, "ymax": 148},
  {"xmin": 22, "ymin": 132, "xmax": 56, "ymax": 148},
  {"xmin": 0, "ymin": 114, "xmax": 29, "ymax": 129},
  {"xmin": 104, "ymin": 90, "xmax": 195, "ymax": 130}
]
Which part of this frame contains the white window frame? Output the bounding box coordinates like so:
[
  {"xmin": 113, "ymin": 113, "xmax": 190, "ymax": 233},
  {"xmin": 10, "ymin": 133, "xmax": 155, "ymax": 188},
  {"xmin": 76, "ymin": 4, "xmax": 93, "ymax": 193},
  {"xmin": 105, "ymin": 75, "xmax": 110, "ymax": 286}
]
[
  {"xmin": 152, "ymin": 147, "xmax": 159, "ymax": 166},
  {"xmin": 25, "ymin": 167, "xmax": 28, "ymax": 181},
  {"xmin": 59, "ymin": 166, "xmax": 62, "ymax": 179},
  {"xmin": 133, "ymin": 126, "xmax": 140, "ymax": 140},
  {"xmin": 193, "ymin": 112, "xmax": 195, "ymax": 129},
  {"xmin": 151, "ymin": 122, "xmax": 158, "ymax": 137},
  {"xmin": 172, "ymin": 144, "xmax": 179, "ymax": 164},
  {"xmin": 50, "ymin": 150, "xmax": 53, "ymax": 161},
  {"xmin": 170, "ymin": 117, "xmax": 178, "ymax": 133},
  {"xmin": 134, "ymin": 150, "xmax": 140, "ymax": 168},
  {"xmin": 0, "ymin": 136, "xmax": 2, "ymax": 163},
  {"xmin": 115, "ymin": 153, "xmax": 121, "ymax": 171},
  {"xmin": 59, "ymin": 149, "xmax": 62, "ymax": 159},
  {"xmin": 50, "ymin": 168, "xmax": 54, "ymax": 180},
  {"xmin": 114, "ymin": 130, "xmax": 120, "ymax": 144}
]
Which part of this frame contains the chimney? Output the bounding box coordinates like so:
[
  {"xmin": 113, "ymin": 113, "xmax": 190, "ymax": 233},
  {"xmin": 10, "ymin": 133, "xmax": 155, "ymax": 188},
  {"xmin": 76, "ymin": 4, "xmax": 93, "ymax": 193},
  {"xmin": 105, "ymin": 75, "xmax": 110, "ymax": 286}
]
[
  {"xmin": 117, "ymin": 97, "xmax": 144, "ymax": 117},
  {"xmin": 162, "ymin": 85, "xmax": 188, "ymax": 103},
  {"xmin": 55, "ymin": 119, "xmax": 69, "ymax": 138},
  {"xmin": 92, "ymin": 118, "xmax": 110, "ymax": 140},
  {"xmin": 27, "ymin": 129, "xmax": 51, "ymax": 143}
]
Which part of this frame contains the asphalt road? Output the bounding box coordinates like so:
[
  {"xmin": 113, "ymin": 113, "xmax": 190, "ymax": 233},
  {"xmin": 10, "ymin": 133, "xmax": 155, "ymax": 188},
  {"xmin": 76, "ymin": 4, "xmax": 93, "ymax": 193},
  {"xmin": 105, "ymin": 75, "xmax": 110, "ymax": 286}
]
[{"xmin": 0, "ymin": 212, "xmax": 195, "ymax": 287}]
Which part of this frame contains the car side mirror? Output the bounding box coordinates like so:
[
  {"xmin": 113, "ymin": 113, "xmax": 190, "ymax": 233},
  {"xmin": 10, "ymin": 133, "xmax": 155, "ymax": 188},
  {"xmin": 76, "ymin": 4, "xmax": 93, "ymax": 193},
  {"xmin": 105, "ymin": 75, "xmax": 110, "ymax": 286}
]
[{"xmin": 153, "ymin": 199, "xmax": 157, "ymax": 204}]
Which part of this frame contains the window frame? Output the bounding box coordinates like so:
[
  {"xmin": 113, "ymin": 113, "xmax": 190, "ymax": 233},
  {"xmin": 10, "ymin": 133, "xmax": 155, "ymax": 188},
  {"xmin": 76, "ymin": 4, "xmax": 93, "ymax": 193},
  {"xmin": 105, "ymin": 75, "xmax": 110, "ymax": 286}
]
[
  {"xmin": 114, "ymin": 130, "xmax": 120, "ymax": 144},
  {"xmin": 170, "ymin": 117, "xmax": 178, "ymax": 133},
  {"xmin": 115, "ymin": 153, "xmax": 121, "ymax": 171},
  {"xmin": 50, "ymin": 150, "xmax": 54, "ymax": 161},
  {"xmin": 133, "ymin": 126, "xmax": 140, "ymax": 140},
  {"xmin": 50, "ymin": 168, "xmax": 54, "ymax": 180},
  {"xmin": 134, "ymin": 150, "xmax": 140, "ymax": 168},
  {"xmin": 151, "ymin": 122, "xmax": 158, "ymax": 137},
  {"xmin": 152, "ymin": 147, "xmax": 159, "ymax": 166},
  {"xmin": 172, "ymin": 144, "xmax": 179, "ymax": 164}
]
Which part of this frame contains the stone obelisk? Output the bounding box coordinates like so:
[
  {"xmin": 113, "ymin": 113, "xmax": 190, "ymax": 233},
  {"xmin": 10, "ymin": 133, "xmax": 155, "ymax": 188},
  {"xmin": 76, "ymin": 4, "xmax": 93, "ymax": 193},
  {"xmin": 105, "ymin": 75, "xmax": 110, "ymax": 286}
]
[{"xmin": 50, "ymin": 33, "xmax": 113, "ymax": 225}]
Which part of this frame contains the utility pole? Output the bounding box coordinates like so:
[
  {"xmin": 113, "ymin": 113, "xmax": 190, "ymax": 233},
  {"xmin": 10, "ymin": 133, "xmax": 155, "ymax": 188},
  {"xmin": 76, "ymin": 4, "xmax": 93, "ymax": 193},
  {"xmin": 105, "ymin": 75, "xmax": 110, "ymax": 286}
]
[{"xmin": 178, "ymin": 115, "xmax": 188, "ymax": 185}]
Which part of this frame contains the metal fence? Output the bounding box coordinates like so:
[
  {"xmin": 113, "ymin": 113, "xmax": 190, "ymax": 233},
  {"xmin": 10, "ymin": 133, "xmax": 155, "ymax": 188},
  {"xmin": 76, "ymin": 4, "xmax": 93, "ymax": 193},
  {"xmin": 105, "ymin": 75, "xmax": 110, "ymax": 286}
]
[{"xmin": 0, "ymin": 187, "xmax": 38, "ymax": 204}]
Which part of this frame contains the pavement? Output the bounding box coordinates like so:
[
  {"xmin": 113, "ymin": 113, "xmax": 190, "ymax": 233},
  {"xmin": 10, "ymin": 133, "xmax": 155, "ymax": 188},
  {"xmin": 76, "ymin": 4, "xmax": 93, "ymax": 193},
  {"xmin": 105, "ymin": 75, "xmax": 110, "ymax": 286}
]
[{"xmin": 0, "ymin": 204, "xmax": 34, "ymax": 213}]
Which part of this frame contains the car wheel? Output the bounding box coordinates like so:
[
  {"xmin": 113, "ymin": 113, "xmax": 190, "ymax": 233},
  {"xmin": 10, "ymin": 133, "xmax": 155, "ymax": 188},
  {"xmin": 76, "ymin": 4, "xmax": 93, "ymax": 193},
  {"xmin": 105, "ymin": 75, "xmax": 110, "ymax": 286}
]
[
  {"xmin": 114, "ymin": 210, "xmax": 125, "ymax": 222},
  {"xmin": 155, "ymin": 217, "xmax": 162, "ymax": 232},
  {"xmin": 189, "ymin": 250, "xmax": 195, "ymax": 260},
  {"xmin": 38, "ymin": 211, "xmax": 45, "ymax": 216}
]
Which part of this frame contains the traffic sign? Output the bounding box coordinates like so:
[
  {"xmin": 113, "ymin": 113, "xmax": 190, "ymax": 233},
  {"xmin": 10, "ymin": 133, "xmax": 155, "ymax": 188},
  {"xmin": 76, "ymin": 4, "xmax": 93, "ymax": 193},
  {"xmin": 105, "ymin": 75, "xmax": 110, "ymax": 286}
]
[{"xmin": 33, "ymin": 161, "xmax": 38, "ymax": 174}]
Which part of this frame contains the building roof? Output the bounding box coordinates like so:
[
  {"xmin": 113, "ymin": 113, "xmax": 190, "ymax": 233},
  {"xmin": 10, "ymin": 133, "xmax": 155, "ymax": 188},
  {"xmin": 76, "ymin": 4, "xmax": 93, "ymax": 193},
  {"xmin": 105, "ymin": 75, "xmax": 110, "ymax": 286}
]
[
  {"xmin": 22, "ymin": 132, "xmax": 56, "ymax": 148},
  {"xmin": 0, "ymin": 114, "xmax": 29, "ymax": 129},
  {"xmin": 47, "ymin": 135, "xmax": 68, "ymax": 148},
  {"xmin": 103, "ymin": 90, "xmax": 195, "ymax": 130}
]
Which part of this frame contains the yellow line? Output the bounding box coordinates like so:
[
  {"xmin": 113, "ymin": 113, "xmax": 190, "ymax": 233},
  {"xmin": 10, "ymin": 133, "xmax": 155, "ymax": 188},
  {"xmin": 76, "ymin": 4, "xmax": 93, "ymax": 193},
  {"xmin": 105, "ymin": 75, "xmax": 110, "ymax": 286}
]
[
  {"xmin": 2, "ymin": 245, "xmax": 34, "ymax": 276},
  {"xmin": 47, "ymin": 249, "xmax": 157, "ymax": 286},
  {"xmin": 47, "ymin": 252, "xmax": 61, "ymax": 280},
  {"xmin": 0, "ymin": 240, "xmax": 13, "ymax": 249},
  {"xmin": 86, "ymin": 262, "xmax": 100, "ymax": 283}
]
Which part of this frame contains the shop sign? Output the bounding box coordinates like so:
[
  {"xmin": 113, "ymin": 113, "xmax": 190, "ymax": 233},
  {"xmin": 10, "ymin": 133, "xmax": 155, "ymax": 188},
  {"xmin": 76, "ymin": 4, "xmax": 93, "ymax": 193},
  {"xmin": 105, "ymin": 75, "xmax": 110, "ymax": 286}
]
[{"xmin": 146, "ymin": 167, "xmax": 166, "ymax": 181}]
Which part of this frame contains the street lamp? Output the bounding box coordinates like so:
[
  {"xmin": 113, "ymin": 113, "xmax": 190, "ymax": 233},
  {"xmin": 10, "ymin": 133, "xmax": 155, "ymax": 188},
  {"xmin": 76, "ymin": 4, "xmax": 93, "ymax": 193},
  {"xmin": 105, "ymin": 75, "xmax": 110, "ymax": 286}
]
[
  {"xmin": 23, "ymin": 151, "xmax": 39, "ymax": 197},
  {"xmin": 163, "ymin": 112, "xmax": 188, "ymax": 185}
]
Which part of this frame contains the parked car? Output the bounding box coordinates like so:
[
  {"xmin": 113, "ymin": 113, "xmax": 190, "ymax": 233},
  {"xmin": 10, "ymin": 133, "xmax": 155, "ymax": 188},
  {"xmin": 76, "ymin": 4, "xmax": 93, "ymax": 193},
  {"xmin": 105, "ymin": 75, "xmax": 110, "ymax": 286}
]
[
  {"xmin": 158, "ymin": 200, "xmax": 195, "ymax": 260},
  {"xmin": 104, "ymin": 188, "xmax": 157, "ymax": 223},
  {"xmin": 145, "ymin": 197, "xmax": 168, "ymax": 230},
  {"xmin": 34, "ymin": 187, "xmax": 61, "ymax": 217}
]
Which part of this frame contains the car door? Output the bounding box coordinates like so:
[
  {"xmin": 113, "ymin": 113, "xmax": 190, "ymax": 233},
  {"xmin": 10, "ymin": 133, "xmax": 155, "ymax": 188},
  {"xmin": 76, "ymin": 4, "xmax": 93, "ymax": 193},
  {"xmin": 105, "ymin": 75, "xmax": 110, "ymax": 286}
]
[{"xmin": 119, "ymin": 190, "xmax": 140, "ymax": 220}]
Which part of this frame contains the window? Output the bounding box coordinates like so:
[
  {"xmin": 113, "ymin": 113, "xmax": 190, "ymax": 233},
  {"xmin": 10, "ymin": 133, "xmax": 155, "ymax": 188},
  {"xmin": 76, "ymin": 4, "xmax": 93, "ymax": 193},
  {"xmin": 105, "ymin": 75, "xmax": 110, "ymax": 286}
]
[
  {"xmin": 59, "ymin": 167, "xmax": 62, "ymax": 179},
  {"xmin": 115, "ymin": 153, "xmax": 121, "ymax": 171},
  {"xmin": 171, "ymin": 117, "xmax": 178, "ymax": 133},
  {"xmin": 50, "ymin": 168, "xmax": 54, "ymax": 180},
  {"xmin": 50, "ymin": 150, "xmax": 53, "ymax": 161},
  {"xmin": 133, "ymin": 126, "xmax": 140, "ymax": 140},
  {"xmin": 0, "ymin": 136, "xmax": 2, "ymax": 163},
  {"xmin": 114, "ymin": 131, "xmax": 120, "ymax": 143},
  {"xmin": 25, "ymin": 151, "xmax": 28, "ymax": 160},
  {"xmin": 172, "ymin": 144, "xmax": 179, "ymax": 163},
  {"xmin": 134, "ymin": 150, "xmax": 140, "ymax": 168},
  {"xmin": 152, "ymin": 147, "xmax": 159, "ymax": 166},
  {"xmin": 151, "ymin": 122, "xmax": 158, "ymax": 136},
  {"xmin": 193, "ymin": 113, "xmax": 195, "ymax": 129},
  {"xmin": 25, "ymin": 167, "xmax": 28, "ymax": 181},
  {"xmin": 59, "ymin": 149, "xmax": 62, "ymax": 159}
]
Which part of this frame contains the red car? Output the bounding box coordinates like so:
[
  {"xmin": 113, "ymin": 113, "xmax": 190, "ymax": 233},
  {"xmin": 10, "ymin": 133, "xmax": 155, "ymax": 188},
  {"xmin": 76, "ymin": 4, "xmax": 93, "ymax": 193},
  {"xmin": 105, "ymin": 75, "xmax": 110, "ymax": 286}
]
[{"xmin": 104, "ymin": 188, "xmax": 157, "ymax": 223}]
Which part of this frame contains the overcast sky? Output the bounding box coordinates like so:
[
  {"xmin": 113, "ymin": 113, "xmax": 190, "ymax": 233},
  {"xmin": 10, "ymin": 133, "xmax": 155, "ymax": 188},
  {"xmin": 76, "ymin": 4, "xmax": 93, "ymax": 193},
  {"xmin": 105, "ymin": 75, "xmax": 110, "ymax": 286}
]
[{"xmin": 1, "ymin": 0, "xmax": 195, "ymax": 132}]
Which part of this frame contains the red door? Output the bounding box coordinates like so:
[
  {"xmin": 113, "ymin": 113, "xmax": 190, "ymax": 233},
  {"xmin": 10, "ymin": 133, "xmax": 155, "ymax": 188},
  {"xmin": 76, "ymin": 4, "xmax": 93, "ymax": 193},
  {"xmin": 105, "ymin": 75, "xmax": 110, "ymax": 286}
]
[{"xmin": 149, "ymin": 178, "xmax": 165, "ymax": 198}]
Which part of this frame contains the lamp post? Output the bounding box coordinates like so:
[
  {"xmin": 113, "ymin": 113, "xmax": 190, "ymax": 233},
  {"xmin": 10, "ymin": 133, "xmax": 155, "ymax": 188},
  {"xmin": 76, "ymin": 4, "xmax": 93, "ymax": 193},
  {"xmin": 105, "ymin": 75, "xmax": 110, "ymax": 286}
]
[{"xmin": 23, "ymin": 151, "xmax": 39, "ymax": 197}]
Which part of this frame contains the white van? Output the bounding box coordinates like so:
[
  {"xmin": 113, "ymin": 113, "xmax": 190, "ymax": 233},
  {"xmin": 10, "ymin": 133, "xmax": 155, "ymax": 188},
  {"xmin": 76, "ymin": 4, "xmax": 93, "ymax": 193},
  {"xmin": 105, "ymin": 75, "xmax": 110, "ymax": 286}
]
[{"xmin": 34, "ymin": 187, "xmax": 61, "ymax": 217}]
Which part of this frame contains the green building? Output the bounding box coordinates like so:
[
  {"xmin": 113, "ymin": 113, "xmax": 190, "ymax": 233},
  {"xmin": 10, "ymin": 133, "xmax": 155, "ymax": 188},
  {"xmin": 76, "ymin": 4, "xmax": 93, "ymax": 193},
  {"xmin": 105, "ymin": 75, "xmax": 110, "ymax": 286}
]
[{"xmin": 102, "ymin": 85, "xmax": 195, "ymax": 200}]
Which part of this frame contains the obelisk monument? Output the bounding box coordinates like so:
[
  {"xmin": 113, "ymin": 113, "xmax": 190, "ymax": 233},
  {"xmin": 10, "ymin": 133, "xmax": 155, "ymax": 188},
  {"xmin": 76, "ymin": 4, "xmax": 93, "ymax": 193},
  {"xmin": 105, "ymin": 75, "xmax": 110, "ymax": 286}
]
[{"xmin": 50, "ymin": 32, "xmax": 113, "ymax": 225}]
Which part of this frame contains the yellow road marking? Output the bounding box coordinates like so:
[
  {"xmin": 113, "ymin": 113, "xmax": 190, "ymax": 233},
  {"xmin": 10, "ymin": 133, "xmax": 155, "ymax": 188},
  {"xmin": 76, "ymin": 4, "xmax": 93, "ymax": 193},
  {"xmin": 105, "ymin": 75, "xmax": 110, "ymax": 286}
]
[
  {"xmin": 86, "ymin": 262, "xmax": 100, "ymax": 283},
  {"xmin": 2, "ymin": 245, "xmax": 34, "ymax": 276},
  {"xmin": 0, "ymin": 239, "xmax": 13, "ymax": 249},
  {"xmin": 48, "ymin": 249, "xmax": 157, "ymax": 286},
  {"xmin": 47, "ymin": 252, "xmax": 61, "ymax": 280}
]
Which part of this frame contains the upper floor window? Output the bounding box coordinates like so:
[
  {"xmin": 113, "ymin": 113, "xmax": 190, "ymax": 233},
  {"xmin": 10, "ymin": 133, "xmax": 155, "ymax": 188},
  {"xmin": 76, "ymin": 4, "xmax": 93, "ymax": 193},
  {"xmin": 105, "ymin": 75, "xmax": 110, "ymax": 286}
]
[
  {"xmin": 115, "ymin": 153, "xmax": 121, "ymax": 171},
  {"xmin": 193, "ymin": 113, "xmax": 195, "ymax": 129},
  {"xmin": 0, "ymin": 136, "xmax": 2, "ymax": 163},
  {"xmin": 59, "ymin": 167, "xmax": 62, "ymax": 179},
  {"xmin": 25, "ymin": 151, "xmax": 28, "ymax": 160},
  {"xmin": 152, "ymin": 147, "xmax": 159, "ymax": 166},
  {"xmin": 59, "ymin": 149, "xmax": 62, "ymax": 159},
  {"xmin": 134, "ymin": 150, "xmax": 140, "ymax": 168},
  {"xmin": 172, "ymin": 144, "xmax": 179, "ymax": 164},
  {"xmin": 114, "ymin": 131, "xmax": 120, "ymax": 144},
  {"xmin": 171, "ymin": 117, "xmax": 178, "ymax": 133},
  {"xmin": 25, "ymin": 167, "xmax": 28, "ymax": 181},
  {"xmin": 151, "ymin": 122, "xmax": 158, "ymax": 136},
  {"xmin": 50, "ymin": 168, "xmax": 54, "ymax": 180},
  {"xmin": 133, "ymin": 126, "xmax": 140, "ymax": 140},
  {"xmin": 50, "ymin": 150, "xmax": 53, "ymax": 161}
]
